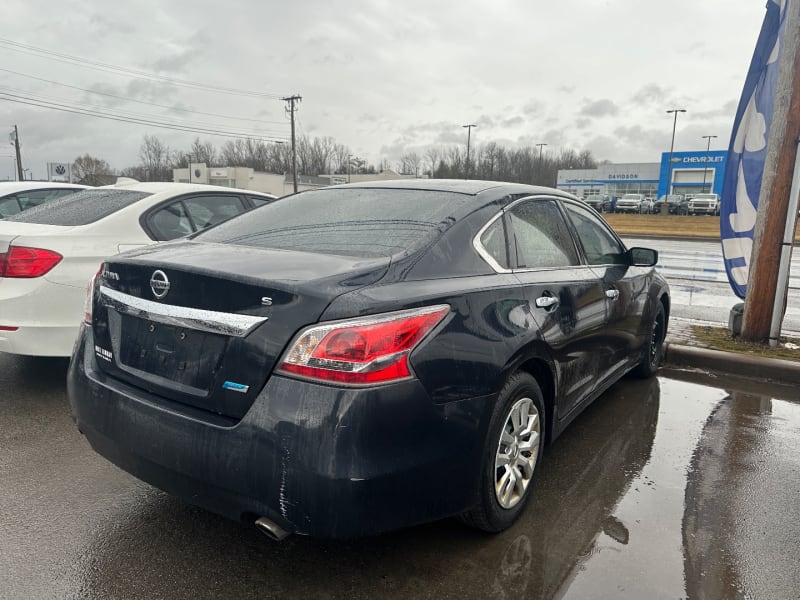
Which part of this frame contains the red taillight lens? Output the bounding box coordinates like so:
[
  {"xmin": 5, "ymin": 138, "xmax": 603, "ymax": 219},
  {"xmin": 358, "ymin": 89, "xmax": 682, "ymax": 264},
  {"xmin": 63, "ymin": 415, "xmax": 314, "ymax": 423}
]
[
  {"xmin": 0, "ymin": 246, "xmax": 63, "ymax": 278},
  {"xmin": 278, "ymin": 305, "xmax": 450, "ymax": 385},
  {"xmin": 84, "ymin": 264, "xmax": 104, "ymax": 324}
]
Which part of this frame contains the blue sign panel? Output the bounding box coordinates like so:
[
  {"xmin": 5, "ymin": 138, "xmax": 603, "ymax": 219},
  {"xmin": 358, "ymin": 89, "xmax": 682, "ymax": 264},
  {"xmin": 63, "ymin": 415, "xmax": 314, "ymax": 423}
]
[{"xmin": 657, "ymin": 150, "xmax": 728, "ymax": 198}]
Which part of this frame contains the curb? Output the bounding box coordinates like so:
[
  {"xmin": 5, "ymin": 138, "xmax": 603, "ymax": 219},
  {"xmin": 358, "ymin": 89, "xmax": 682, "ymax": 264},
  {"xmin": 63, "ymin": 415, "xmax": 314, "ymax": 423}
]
[{"xmin": 664, "ymin": 342, "xmax": 800, "ymax": 385}]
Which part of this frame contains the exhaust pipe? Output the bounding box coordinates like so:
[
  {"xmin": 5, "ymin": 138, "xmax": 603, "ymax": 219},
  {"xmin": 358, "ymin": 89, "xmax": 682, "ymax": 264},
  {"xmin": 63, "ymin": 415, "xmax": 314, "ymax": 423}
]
[{"xmin": 254, "ymin": 516, "xmax": 290, "ymax": 541}]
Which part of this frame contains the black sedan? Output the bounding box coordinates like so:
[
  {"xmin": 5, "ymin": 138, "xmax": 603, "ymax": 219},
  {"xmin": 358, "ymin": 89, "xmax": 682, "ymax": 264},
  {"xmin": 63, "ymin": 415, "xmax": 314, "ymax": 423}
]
[{"xmin": 68, "ymin": 180, "xmax": 670, "ymax": 539}]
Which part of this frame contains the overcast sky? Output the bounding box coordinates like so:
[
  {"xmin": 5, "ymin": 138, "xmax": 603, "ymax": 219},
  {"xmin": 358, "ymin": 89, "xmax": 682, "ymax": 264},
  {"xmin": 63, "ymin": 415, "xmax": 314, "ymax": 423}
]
[{"xmin": 1, "ymin": 0, "xmax": 766, "ymax": 181}]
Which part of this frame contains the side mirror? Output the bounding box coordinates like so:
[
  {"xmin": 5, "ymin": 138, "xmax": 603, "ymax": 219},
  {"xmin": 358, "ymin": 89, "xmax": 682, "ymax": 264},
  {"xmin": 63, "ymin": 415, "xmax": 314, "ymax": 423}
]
[{"xmin": 628, "ymin": 247, "xmax": 658, "ymax": 266}]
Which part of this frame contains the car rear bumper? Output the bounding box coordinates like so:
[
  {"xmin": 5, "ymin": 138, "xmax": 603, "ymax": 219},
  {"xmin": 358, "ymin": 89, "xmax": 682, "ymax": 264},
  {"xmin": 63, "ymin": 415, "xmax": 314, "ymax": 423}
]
[
  {"xmin": 0, "ymin": 277, "xmax": 83, "ymax": 356},
  {"xmin": 0, "ymin": 324, "xmax": 79, "ymax": 356},
  {"xmin": 68, "ymin": 326, "xmax": 493, "ymax": 538}
]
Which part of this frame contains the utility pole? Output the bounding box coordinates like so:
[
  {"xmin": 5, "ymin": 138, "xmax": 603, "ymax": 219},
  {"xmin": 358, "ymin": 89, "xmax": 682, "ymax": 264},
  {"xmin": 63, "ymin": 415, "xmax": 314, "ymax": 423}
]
[
  {"xmin": 742, "ymin": 0, "xmax": 800, "ymax": 343},
  {"xmin": 11, "ymin": 125, "xmax": 23, "ymax": 182},
  {"xmin": 462, "ymin": 124, "xmax": 476, "ymax": 179},
  {"xmin": 665, "ymin": 109, "xmax": 687, "ymax": 195},
  {"xmin": 282, "ymin": 95, "xmax": 302, "ymax": 193},
  {"xmin": 535, "ymin": 143, "xmax": 548, "ymax": 163},
  {"xmin": 187, "ymin": 154, "xmax": 192, "ymax": 183},
  {"xmin": 701, "ymin": 135, "xmax": 717, "ymax": 192},
  {"xmin": 534, "ymin": 143, "xmax": 548, "ymax": 185}
]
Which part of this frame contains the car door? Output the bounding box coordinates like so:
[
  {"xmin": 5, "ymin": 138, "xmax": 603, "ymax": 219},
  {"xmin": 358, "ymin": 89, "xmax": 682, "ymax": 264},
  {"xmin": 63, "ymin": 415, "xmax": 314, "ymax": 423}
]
[
  {"xmin": 561, "ymin": 200, "xmax": 650, "ymax": 376},
  {"xmin": 506, "ymin": 197, "xmax": 609, "ymax": 418}
]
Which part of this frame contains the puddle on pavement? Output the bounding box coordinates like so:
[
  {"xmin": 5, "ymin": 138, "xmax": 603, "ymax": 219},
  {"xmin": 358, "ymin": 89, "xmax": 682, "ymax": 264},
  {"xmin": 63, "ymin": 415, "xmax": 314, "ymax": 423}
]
[{"xmin": 5, "ymin": 369, "xmax": 800, "ymax": 600}]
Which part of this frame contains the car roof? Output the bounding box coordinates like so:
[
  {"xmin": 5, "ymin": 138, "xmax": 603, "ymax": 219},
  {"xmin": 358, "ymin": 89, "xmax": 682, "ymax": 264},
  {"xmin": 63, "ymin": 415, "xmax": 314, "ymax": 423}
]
[
  {"xmin": 0, "ymin": 181, "xmax": 88, "ymax": 195},
  {"xmin": 107, "ymin": 181, "xmax": 276, "ymax": 197},
  {"xmin": 327, "ymin": 178, "xmax": 576, "ymax": 199}
]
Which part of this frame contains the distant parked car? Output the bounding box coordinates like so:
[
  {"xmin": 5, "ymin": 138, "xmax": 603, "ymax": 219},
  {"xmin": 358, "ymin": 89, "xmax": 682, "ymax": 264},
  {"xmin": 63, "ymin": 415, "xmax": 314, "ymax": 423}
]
[
  {"xmin": 686, "ymin": 193, "xmax": 721, "ymax": 216},
  {"xmin": 0, "ymin": 182, "xmax": 276, "ymax": 357},
  {"xmin": 615, "ymin": 193, "xmax": 647, "ymax": 214},
  {"xmin": 654, "ymin": 194, "xmax": 684, "ymax": 215},
  {"xmin": 640, "ymin": 197, "xmax": 655, "ymax": 214},
  {"xmin": 0, "ymin": 182, "xmax": 87, "ymax": 218}
]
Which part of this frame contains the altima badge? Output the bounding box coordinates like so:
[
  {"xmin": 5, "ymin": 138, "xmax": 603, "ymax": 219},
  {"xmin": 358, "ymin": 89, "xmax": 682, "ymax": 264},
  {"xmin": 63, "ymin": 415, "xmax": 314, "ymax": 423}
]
[{"xmin": 150, "ymin": 270, "xmax": 170, "ymax": 299}]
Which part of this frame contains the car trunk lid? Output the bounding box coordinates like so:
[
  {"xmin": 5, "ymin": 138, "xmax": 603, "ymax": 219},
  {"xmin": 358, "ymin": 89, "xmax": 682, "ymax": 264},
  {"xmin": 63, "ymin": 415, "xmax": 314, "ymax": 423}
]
[{"xmin": 91, "ymin": 241, "xmax": 391, "ymax": 420}]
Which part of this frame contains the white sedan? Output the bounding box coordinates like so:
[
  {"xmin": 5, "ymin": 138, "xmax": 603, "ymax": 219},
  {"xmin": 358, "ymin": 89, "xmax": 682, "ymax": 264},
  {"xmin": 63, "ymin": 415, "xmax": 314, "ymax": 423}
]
[
  {"xmin": 0, "ymin": 181, "xmax": 276, "ymax": 357},
  {"xmin": 0, "ymin": 181, "xmax": 88, "ymax": 218}
]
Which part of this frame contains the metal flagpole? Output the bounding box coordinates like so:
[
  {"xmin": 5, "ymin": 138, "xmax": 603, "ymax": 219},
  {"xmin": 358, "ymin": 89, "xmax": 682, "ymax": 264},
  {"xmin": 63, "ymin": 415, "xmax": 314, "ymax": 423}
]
[{"xmin": 769, "ymin": 138, "xmax": 800, "ymax": 346}]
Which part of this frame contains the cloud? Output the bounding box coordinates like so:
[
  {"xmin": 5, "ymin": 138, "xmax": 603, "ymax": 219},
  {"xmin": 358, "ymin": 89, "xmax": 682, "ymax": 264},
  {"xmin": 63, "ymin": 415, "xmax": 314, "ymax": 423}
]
[
  {"xmin": 521, "ymin": 100, "xmax": 544, "ymax": 116},
  {"xmin": 501, "ymin": 116, "xmax": 524, "ymax": 128},
  {"xmin": 579, "ymin": 99, "xmax": 619, "ymax": 118},
  {"xmin": 631, "ymin": 83, "xmax": 669, "ymax": 106}
]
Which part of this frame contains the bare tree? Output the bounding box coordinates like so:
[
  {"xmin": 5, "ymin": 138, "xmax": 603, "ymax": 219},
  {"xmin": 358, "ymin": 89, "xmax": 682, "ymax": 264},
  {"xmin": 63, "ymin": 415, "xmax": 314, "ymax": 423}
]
[
  {"xmin": 138, "ymin": 134, "xmax": 173, "ymax": 181},
  {"xmin": 425, "ymin": 147, "xmax": 441, "ymax": 177},
  {"xmin": 71, "ymin": 154, "xmax": 114, "ymax": 186},
  {"xmin": 189, "ymin": 138, "xmax": 217, "ymax": 166}
]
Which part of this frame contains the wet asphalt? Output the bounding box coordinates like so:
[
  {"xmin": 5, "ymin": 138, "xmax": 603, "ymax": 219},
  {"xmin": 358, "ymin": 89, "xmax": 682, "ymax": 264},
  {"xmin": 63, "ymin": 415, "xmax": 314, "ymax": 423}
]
[{"xmin": 1, "ymin": 354, "xmax": 799, "ymax": 600}]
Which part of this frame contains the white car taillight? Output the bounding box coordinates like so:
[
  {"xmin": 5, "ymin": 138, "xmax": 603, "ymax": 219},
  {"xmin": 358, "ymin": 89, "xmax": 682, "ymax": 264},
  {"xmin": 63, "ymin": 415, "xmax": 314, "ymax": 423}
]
[
  {"xmin": 277, "ymin": 305, "xmax": 450, "ymax": 385},
  {"xmin": 83, "ymin": 264, "xmax": 104, "ymax": 324}
]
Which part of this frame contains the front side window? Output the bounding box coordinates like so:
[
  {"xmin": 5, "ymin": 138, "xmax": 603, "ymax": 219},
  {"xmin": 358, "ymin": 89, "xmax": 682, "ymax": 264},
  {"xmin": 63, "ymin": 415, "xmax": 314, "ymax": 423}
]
[
  {"xmin": 149, "ymin": 202, "xmax": 193, "ymax": 240},
  {"xmin": 0, "ymin": 196, "xmax": 22, "ymax": 217},
  {"xmin": 562, "ymin": 202, "xmax": 626, "ymax": 265},
  {"xmin": 182, "ymin": 195, "xmax": 245, "ymax": 230},
  {"xmin": 507, "ymin": 199, "xmax": 579, "ymax": 269}
]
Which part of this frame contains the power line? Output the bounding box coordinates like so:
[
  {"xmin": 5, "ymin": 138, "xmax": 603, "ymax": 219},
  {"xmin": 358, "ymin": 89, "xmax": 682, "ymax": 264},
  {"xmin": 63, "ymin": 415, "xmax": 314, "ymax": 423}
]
[
  {"xmin": 0, "ymin": 67, "xmax": 286, "ymax": 125},
  {"xmin": 0, "ymin": 93, "xmax": 288, "ymax": 142},
  {"xmin": 0, "ymin": 86, "xmax": 287, "ymax": 136},
  {"xmin": 0, "ymin": 37, "xmax": 284, "ymax": 99}
]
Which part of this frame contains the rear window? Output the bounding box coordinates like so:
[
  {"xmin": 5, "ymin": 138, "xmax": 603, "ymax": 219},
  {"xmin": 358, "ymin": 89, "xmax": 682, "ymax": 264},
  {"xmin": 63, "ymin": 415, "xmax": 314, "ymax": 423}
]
[
  {"xmin": 5, "ymin": 189, "xmax": 151, "ymax": 226},
  {"xmin": 196, "ymin": 188, "xmax": 470, "ymax": 258}
]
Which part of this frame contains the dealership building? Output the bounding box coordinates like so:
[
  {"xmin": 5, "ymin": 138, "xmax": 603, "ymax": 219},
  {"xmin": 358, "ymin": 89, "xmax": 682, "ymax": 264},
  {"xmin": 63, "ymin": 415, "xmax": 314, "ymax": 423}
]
[{"xmin": 557, "ymin": 150, "xmax": 727, "ymax": 199}]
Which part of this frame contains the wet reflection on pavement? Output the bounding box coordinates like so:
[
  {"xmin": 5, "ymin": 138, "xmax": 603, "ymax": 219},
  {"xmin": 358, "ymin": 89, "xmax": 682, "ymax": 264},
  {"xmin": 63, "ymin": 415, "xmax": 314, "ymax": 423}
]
[{"xmin": 1, "ymin": 353, "xmax": 798, "ymax": 599}]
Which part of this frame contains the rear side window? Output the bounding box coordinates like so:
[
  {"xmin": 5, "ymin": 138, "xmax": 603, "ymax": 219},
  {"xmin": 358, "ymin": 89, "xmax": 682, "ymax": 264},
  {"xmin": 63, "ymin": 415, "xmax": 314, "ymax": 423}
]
[
  {"xmin": 196, "ymin": 188, "xmax": 470, "ymax": 258},
  {"xmin": 6, "ymin": 189, "xmax": 151, "ymax": 226}
]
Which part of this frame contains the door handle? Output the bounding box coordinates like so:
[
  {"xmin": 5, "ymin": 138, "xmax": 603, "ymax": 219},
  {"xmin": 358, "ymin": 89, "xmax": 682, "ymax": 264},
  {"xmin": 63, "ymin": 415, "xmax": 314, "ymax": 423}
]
[
  {"xmin": 535, "ymin": 296, "xmax": 559, "ymax": 309},
  {"xmin": 606, "ymin": 289, "xmax": 620, "ymax": 300}
]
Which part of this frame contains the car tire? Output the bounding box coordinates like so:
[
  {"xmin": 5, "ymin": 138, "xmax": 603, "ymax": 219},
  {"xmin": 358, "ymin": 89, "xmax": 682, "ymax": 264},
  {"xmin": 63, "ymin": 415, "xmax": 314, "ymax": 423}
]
[
  {"xmin": 460, "ymin": 372, "xmax": 546, "ymax": 533},
  {"xmin": 631, "ymin": 303, "xmax": 666, "ymax": 379}
]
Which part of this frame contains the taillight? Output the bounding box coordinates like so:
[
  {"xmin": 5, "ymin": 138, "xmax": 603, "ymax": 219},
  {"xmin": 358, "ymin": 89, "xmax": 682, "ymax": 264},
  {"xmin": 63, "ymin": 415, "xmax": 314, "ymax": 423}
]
[
  {"xmin": 84, "ymin": 264, "xmax": 104, "ymax": 324},
  {"xmin": 277, "ymin": 305, "xmax": 450, "ymax": 385},
  {"xmin": 0, "ymin": 246, "xmax": 63, "ymax": 278}
]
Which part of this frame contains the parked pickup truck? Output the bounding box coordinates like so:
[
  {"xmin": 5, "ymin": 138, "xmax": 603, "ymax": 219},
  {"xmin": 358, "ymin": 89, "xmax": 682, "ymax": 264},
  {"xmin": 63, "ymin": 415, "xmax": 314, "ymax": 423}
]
[
  {"xmin": 615, "ymin": 193, "xmax": 647, "ymax": 214},
  {"xmin": 582, "ymin": 194, "xmax": 613, "ymax": 212},
  {"xmin": 686, "ymin": 193, "xmax": 720, "ymax": 216}
]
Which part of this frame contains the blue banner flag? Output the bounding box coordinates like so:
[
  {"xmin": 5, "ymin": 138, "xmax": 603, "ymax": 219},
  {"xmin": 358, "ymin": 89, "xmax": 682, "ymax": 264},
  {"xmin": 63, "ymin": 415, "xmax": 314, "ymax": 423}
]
[{"xmin": 720, "ymin": 0, "xmax": 789, "ymax": 299}]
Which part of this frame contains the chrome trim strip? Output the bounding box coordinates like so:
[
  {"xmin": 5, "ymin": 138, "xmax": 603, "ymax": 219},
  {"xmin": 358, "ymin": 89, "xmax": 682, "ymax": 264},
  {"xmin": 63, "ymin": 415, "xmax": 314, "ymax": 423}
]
[
  {"xmin": 99, "ymin": 285, "xmax": 268, "ymax": 337},
  {"xmin": 472, "ymin": 211, "xmax": 512, "ymax": 273}
]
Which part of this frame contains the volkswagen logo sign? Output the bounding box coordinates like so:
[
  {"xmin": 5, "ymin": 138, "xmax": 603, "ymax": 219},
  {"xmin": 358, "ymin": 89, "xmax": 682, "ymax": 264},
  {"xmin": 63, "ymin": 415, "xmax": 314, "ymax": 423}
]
[
  {"xmin": 150, "ymin": 270, "xmax": 170, "ymax": 299},
  {"xmin": 55, "ymin": 164, "xmax": 66, "ymax": 175}
]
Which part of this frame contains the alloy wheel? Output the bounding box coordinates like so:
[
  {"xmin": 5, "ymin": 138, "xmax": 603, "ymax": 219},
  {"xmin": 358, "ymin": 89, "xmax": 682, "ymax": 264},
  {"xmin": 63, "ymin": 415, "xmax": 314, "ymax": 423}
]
[{"xmin": 494, "ymin": 398, "xmax": 540, "ymax": 509}]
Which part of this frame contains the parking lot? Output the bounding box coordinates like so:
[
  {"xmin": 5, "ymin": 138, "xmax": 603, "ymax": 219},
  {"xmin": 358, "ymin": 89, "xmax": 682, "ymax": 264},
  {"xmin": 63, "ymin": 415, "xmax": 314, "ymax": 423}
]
[{"xmin": 2, "ymin": 351, "xmax": 799, "ymax": 600}]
